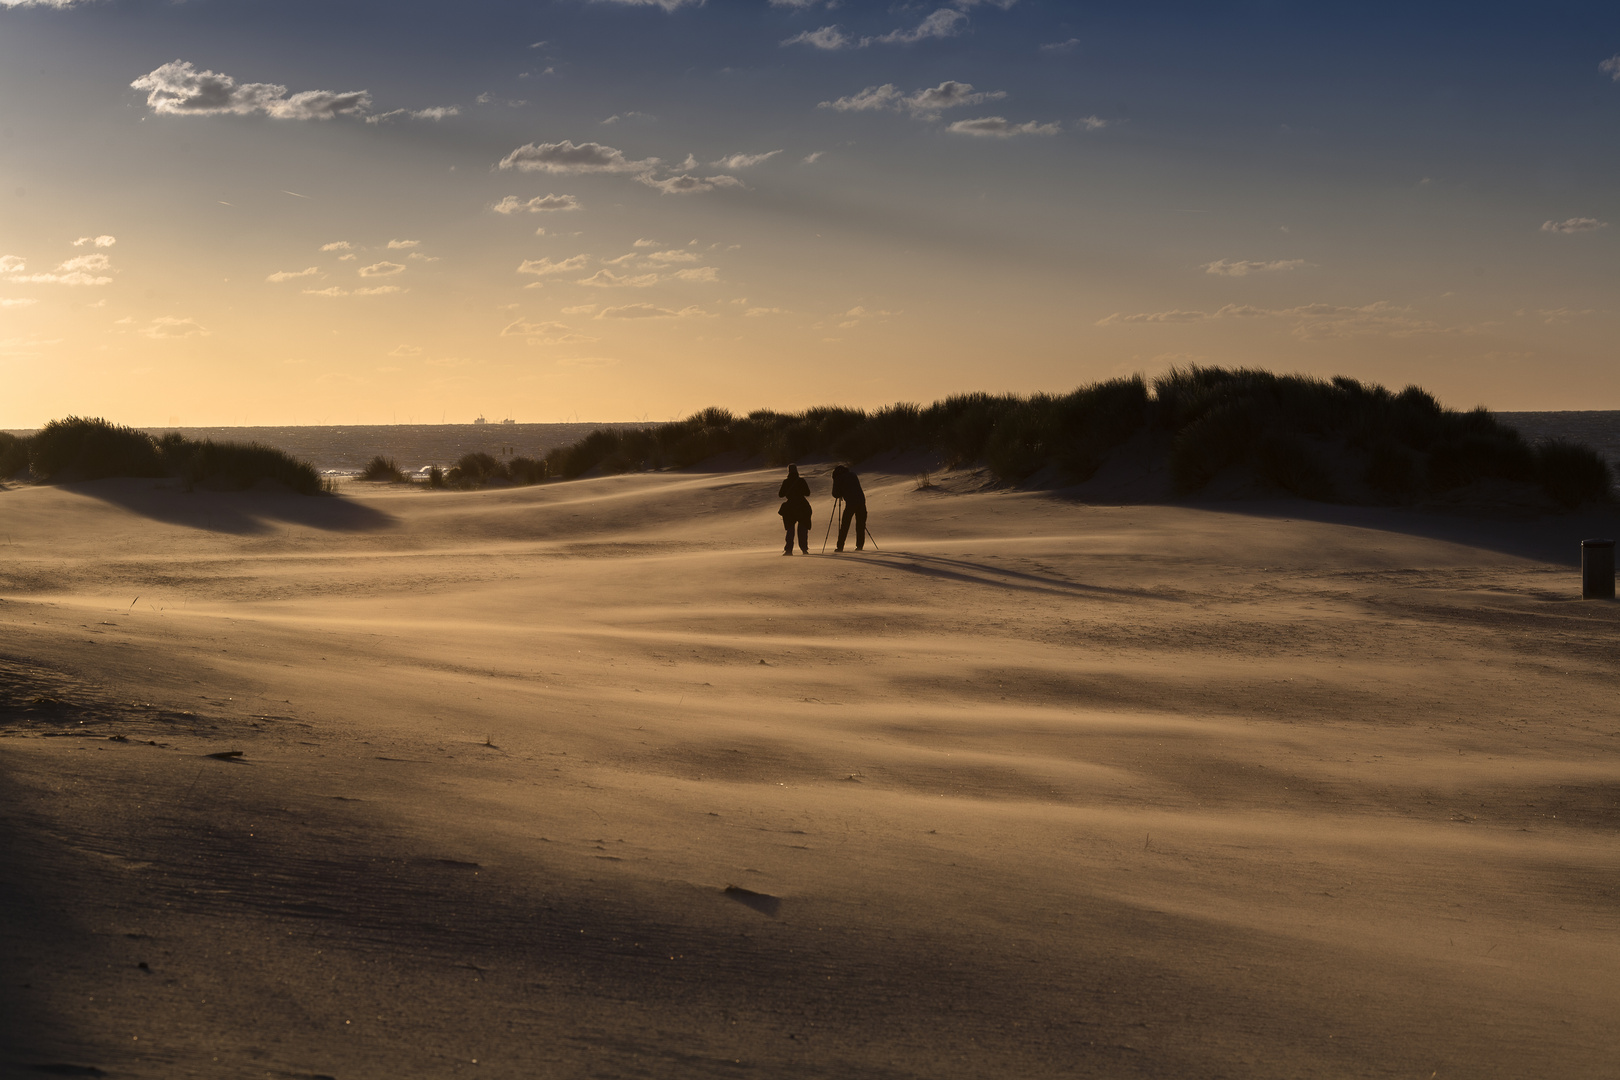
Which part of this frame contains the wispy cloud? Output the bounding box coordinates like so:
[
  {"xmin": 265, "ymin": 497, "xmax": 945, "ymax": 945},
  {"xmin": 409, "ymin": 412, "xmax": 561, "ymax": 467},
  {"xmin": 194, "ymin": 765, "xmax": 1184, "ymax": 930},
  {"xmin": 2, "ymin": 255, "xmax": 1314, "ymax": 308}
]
[
  {"xmin": 517, "ymin": 255, "xmax": 591, "ymax": 276},
  {"xmin": 267, "ymin": 266, "xmax": 320, "ymax": 282},
  {"xmin": 320, "ymin": 241, "xmax": 352, "ymax": 251},
  {"xmin": 499, "ymin": 140, "xmax": 657, "ymax": 173},
  {"xmin": 821, "ymin": 81, "xmax": 1009, "ymax": 121},
  {"xmin": 1203, "ymin": 258, "xmax": 1308, "ymax": 277},
  {"xmin": 1041, "ymin": 38, "xmax": 1080, "ymax": 53},
  {"xmin": 643, "ymin": 249, "xmax": 698, "ymax": 263},
  {"xmin": 946, "ymin": 116, "xmax": 1061, "ymax": 137},
  {"xmin": 710, "ymin": 150, "xmax": 782, "ymax": 169},
  {"xmin": 8, "ymin": 252, "xmax": 114, "ymax": 285},
  {"xmin": 493, "ymin": 194, "xmax": 582, "ymax": 215},
  {"xmin": 365, "ymin": 105, "xmax": 459, "ymax": 124},
  {"xmin": 1541, "ymin": 217, "xmax": 1608, "ymax": 233},
  {"xmin": 501, "ymin": 318, "xmax": 597, "ymax": 345},
  {"xmin": 869, "ymin": 8, "xmax": 966, "ymax": 45},
  {"xmin": 590, "ymin": 0, "xmax": 701, "ymax": 9},
  {"xmin": 578, "ymin": 269, "xmax": 659, "ymax": 287},
  {"xmin": 1098, "ymin": 300, "xmax": 1466, "ymax": 339},
  {"xmin": 358, "ymin": 260, "xmax": 405, "ymax": 277},
  {"xmin": 637, "ymin": 173, "xmax": 744, "ymax": 195},
  {"xmin": 71, "ymin": 235, "xmax": 116, "ymax": 247},
  {"xmin": 595, "ymin": 303, "xmax": 711, "ymax": 319},
  {"xmin": 1601, "ymin": 55, "xmax": 1620, "ymax": 81},
  {"xmin": 131, "ymin": 61, "xmax": 370, "ymax": 120},
  {"xmin": 141, "ymin": 315, "xmax": 208, "ymax": 339},
  {"xmin": 386, "ymin": 239, "xmax": 419, "ymax": 249},
  {"xmin": 673, "ymin": 266, "xmax": 719, "ymax": 282},
  {"xmin": 783, "ymin": 26, "xmax": 851, "ymax": 50},
  {"xmin": 0, "ymin": 298, "xmax": 39, "ymax": 307}
]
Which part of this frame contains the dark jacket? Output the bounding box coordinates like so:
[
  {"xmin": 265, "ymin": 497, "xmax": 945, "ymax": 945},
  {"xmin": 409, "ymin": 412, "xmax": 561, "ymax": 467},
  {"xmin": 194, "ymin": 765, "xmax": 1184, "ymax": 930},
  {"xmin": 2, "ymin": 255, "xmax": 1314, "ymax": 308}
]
[
  {"xmin": 830, "ymin": 466, "xmax": 865, "ymax": 508},
  {"xmin": 778, "ymin": 470, "xmax": 812, "ymax": 524}
]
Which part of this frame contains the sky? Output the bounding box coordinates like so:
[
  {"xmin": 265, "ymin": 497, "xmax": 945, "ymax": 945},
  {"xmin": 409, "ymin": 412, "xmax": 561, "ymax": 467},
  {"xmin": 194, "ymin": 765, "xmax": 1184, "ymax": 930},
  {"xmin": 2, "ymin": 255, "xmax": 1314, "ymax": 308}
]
[{"xmin": 1, "ymin": 0, "xmax": 1617, "ymax": 425}]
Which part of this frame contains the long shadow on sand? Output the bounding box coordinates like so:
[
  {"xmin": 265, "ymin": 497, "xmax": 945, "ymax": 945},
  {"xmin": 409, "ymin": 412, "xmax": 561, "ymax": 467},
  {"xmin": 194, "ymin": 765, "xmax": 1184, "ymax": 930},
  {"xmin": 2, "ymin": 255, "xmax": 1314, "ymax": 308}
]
[
  {"xmin": 848, "ymin": 550, "xmax": 1158, "ymax": 601},
  {"xmin": 1148, "ymin": 496, "xmax": 1620, "ymax": 567},
  {"xmin": 58, "ymin": 479, "xmax": 396, "ymax": 536}
]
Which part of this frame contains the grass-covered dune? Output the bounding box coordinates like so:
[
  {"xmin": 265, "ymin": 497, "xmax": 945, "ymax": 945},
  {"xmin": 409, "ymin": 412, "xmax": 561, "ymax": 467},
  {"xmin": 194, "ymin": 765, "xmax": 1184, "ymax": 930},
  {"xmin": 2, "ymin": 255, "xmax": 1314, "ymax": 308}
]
[
  {"xmin": 0, "ymin": 417, "xmax": 326, "ymax": 495},
  {"xmin": 542, "ymin": 367, "xmax": 1614, "ymax": 509}
]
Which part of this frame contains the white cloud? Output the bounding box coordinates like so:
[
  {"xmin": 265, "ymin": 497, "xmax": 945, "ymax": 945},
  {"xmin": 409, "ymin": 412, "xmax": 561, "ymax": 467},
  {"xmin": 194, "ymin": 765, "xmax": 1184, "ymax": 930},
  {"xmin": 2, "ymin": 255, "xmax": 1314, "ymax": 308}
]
[
  {"xmin": 9, "ymin": 252, "xmax": 114, "ymax": 285},
  {"xmin": 338, "ymin": 253, "xmax": 357, "ymax": 261},
  {"xmin": 673, "ymin": 266, "xmax": 719, "ymax": 282},
  {"xmin": 820, "ymin": 84, "xmax": 902, "ymax": 112},
  {"xmin": 304, "ymin": 287, "xmax": 348, "ymax": 297},
  {"xmin": 518, "ymin": 255, "xmax": 591, "ymax": 276},
  {"xmin": 0, "ymin": 298, "xmax": 38, "ymax": 307},
  {"xmin": 407, "ymin": 252, "xmax": 438, "ymax": 262},
  {"xmin": 644, "ymin": 249, "xmax": 699, "ymax": 263},
  {"xmin": 1601, "ymin": 55, "xmax": 1620, "ymax": 81},
  {"xmin": 590, "ymin": 0, "xmax": 700, "ymax": 9},
  {"xmin": 131, "ymin": 61, "xmax": 370, "ymax": 120},
  {"xmin": 869, "ymin": 9, "xmax": 966, "ymax": 45},
  {"xmin": 386, "ymin": 239, "xmax": 420, "ymax": 249},
  {"xmin": 358, "ymin": 260, "xmax": 406, "ymax": 277},
  {"xmin": 355, "ymin": 286, "xmax": 403, "ymax": 295},
  {"xmin": 141, "ymin": 316, "xmax": 208, "ymax": 339},
  {"xmin": 632, "ymin": 238, "xmax": 660, "ymax": 248},
  {"xmin": 744, "ymin": 306, "xmax": 789, "ymax": 317},
  {"xmin": 365, "ymin": 105, "xmax": 460, "ymax": 124},
  {"xmin": 638, "ymin": 173, "xmax": 744, "ymax": 195},
  {"xmin": 803, "ymin": 151, "xmax": 824, "ymax": 164},
  {"xmin": 601, "ymin": 111, "xmax": 657, "ymax": 125},
  {"xmin": 1041, "ymin": 38, "xmax": 1080, "ymax": 53},
  {"xmin": 320, "ymin": 241, "xmax": 352, "ymax": 251},
  {"xmin": 1075, "ymin": 115, "xmax": 1109, "ymax": 131},
  {"xmin": 1203, "ymin": 259, "xmax": 1307, "ymax": 277},
  {"xmin": 946, "ymin": 116, "xmax": 1061, "ymax": 137},
  {"xmin": 493, "ymin": 193, "xmax": 582, "ymax": 214},
  {"xmin": 596, "ymin": 303, "xmax": 710, "ymax": 319},
  {"xmin": 1096, "ymin": 300, "xmax": 1466, "ymax": 339},
  {"xmin": 72, "ymin": 235, "xmax": 116, "ymax": 248},
  {"xmin": 267, "ymin": 266, "xmax": 320, "ymax": 282},
  {"xmin": 578, "ymin": 269, "xmax": 659, "ymax": 287},
  {"xmin": 710, "ymin": 150, "xmax": 782, "ymax": 169},
  {"xmin": 783, "ymin": 26, "xmax": 851, "ymax": 50},
  {"xmin": 769, "ymin": 0, "xmax": 828, "ymax": 6},
  {"xmin": 501, "ymin": 318, "xmax": 596, "ymax": 345},
  {"xmin": 0, "ymin": 0, "xmax": 91, "ymax": 7},
  {"xmin": 388, "ymin": 345, "xmax": 422, "ymax": 357},
  {"xmin": 562, "ymin": 304, "xmax": 599, "ymax": 315},
  {"xmin": 1541, "ymin": 217, "xmax": 1608, "ymax": 234},
  {"xmin": 902, "ymin": 80, "xmax": 1004, "ymax": 117},
  {"xmin": 820, "ymin": 81, "xmax": 1005, "ymax": 119},
  {"xmin": 499, "ymin": 140, "xmax": 657, "ymax": 174}
]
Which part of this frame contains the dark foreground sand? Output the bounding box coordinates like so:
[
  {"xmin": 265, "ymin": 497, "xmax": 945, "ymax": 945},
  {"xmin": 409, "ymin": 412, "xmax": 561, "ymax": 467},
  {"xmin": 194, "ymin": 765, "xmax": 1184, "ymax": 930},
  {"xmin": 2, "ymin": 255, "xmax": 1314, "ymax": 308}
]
[{"xmin": 1, "ymin": 467, "xmax": 1617, "ymax": 1079}]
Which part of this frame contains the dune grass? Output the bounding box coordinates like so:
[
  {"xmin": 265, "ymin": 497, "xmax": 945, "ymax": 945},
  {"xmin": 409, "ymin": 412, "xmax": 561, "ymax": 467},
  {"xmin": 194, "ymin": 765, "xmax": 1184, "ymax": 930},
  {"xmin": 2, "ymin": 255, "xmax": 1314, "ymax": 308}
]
[
  {"xmin": 537, "ymin": 367, "xmax": 1613, "ymax": 508},
  {"xmin": 359, "ymin": 455, "xmax": 408, "ymax": 483},
  {"xmin": 438, "ymin": 451, "xmax": 549, "ymax": 489},
  {"xmin": 0, "ymin": 431, "xmax": 32, "ymax": 479},
  {"xmin": 15, "ymin": 417, "xmax": 325, "ymax": 494}
]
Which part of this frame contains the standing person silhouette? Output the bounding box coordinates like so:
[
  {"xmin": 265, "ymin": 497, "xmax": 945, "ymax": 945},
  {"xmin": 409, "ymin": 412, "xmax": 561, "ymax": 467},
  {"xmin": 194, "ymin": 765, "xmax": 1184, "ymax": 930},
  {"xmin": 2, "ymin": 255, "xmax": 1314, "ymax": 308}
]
[
  {"xmin": 777, "ymin": 464, "xmax": 812, "ymax": 555},
  {"xmin": 830, "ymin": 464, "xmax": 867, "ymax": 552}
]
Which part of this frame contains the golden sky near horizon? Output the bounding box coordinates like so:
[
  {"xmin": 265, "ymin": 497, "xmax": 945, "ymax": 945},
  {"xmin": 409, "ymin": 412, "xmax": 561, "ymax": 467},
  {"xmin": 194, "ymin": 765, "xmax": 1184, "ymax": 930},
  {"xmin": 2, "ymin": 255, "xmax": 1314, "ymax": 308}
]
[{"xmin": 2, "ymin": 0, "xmax": 1618, "ymax": 425}]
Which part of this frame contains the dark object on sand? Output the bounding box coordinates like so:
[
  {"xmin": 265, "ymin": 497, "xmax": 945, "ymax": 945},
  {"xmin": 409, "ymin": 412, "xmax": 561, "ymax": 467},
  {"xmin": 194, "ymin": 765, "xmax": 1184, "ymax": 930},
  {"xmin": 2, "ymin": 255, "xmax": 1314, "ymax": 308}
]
[
  {"xmin": 723, "ymin": 885, "xmax": 781, "ymax": 917},
  {"xmin": 204, "ymin": 750, "xmax": 245, "ymax": 760},
  {"xmin": 1583, "ymin": 539, "xmax": 1615, "ymax": 599}
]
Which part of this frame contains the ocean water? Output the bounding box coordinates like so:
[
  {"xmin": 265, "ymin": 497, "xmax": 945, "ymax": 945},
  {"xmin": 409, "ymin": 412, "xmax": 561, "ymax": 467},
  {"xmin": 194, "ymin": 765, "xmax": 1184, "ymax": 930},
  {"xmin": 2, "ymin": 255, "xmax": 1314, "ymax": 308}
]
[{"xmin": 7, "ymin": 413, "xmax": 1619, "ymax": 477}]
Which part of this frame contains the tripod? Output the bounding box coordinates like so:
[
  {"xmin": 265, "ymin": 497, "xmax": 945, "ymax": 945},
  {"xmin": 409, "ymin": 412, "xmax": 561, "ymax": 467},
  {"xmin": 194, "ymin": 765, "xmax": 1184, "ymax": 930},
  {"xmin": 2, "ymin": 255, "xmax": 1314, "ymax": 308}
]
[{"xmin": 820, "ymin": 498, "xmax": 841, "ymax": 554}]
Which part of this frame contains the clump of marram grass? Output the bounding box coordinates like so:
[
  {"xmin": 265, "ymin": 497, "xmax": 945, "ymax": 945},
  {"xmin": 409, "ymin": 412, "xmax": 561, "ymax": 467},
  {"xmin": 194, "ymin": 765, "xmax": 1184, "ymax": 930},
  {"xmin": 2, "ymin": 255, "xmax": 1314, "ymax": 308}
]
[
  {"xmin": 535, "ymin": 367, "xmax": 1614, "ymax": 509},
  {"xmin": 0, "ymin": 431, "xmax": 31, "ymax": 479},
  {"xmin": 359, "ymin": 455, "xmax": 407, "ymax": 482},
  {"xmin": 17, "ymin": 416, "xmax": 324, "ymax": 495},
  {"xmin": 434, "ymin": 451, "xmax": 548, "ymax": 490}
]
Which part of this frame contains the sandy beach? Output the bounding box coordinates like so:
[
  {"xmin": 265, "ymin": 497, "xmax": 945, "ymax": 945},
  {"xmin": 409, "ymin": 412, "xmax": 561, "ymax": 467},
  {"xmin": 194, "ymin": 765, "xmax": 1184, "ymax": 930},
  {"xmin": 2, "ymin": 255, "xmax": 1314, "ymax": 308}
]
[{"xmin": 2, "ymin": 466, "xmax": 1617, "ymax": 1079}]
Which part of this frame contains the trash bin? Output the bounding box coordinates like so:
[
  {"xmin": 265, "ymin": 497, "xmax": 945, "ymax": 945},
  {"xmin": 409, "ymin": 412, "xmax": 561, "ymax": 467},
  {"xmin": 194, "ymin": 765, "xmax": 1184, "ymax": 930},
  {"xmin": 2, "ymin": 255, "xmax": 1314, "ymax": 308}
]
[{"xmin": 1582, "ymin": 539, "xmax": 1615, "ymax": 600}]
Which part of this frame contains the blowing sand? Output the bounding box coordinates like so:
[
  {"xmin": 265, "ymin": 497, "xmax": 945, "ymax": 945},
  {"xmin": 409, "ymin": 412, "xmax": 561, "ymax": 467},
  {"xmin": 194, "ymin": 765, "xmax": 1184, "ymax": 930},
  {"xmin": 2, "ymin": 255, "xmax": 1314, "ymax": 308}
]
[{"xmin": 1, "ymin": 466, "xmax": 1617, "ymax": 1078}]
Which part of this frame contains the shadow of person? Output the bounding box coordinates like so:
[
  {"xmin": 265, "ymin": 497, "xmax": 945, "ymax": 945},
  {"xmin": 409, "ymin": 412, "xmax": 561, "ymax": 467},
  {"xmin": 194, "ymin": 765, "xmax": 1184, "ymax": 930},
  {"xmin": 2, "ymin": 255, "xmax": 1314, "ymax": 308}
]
[{"xmin": 61, "ymin": 479, "xmax": 396, "ymax": 536}]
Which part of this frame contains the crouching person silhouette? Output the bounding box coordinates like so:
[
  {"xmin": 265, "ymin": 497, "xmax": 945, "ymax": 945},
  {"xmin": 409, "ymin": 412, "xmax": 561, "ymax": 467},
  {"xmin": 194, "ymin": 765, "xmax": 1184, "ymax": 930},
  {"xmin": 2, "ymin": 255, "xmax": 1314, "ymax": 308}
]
[
  {"xmin": 831, "ymin": 464, "xmax": 866, "ymax": 552},
  {"xmin": 777, "ymin": 464, "xmax": 812, "ymax": 555}
]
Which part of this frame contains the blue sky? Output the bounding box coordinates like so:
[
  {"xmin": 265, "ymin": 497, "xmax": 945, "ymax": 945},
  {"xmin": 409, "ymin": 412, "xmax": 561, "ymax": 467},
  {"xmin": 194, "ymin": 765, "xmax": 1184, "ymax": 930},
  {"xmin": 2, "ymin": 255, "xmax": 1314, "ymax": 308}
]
[{"xmin": 1, "ymin": 0, "xmax": 1617, "ymax": 424}]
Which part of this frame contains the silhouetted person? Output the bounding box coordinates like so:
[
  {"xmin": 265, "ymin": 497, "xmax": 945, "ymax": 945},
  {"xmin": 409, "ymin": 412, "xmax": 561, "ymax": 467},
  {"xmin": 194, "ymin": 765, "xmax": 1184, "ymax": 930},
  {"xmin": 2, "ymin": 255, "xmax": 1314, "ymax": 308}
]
[
  {"xmin": 777, "ymin": 464, "xmax": 812, "ymax": 555},
  {"xmin": 831, "ymin": 464, "xmax": 866, "ymax": 552}
]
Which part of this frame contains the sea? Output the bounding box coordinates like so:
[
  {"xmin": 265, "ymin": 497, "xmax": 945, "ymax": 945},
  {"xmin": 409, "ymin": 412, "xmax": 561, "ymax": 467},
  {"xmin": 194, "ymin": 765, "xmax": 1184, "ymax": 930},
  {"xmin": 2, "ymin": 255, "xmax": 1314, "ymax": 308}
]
[{"xmin": 5, "ymin": 413, "xmax": 1619, "ymax": 478}]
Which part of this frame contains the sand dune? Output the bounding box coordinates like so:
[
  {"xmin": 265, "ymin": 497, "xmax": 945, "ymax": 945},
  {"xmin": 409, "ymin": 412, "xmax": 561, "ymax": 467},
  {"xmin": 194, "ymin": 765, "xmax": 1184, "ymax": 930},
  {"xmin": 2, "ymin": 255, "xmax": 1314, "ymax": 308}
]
[{"xmin": 2, "ymin": 466, "xmax": 1617, "ymax": 1078}]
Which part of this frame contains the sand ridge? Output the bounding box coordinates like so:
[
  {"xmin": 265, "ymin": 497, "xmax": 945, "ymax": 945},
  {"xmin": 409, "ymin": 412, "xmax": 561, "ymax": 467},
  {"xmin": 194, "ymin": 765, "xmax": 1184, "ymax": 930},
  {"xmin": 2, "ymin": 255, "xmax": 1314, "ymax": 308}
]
[{"xmin": 1, "ymin": 466, "xmax": 1618, "ymax": 1078}]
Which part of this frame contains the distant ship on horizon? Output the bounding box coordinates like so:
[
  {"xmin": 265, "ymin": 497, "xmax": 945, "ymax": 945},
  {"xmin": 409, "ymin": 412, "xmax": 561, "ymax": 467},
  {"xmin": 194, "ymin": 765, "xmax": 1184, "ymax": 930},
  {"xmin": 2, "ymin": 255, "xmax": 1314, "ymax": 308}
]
[
  {"xmin": 472, "ymin": 415, "xmax": 487, "ymax": 425},
  {"xmin": 500, "ymin": 417, "xmax": 515, "ymax": 425}
]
